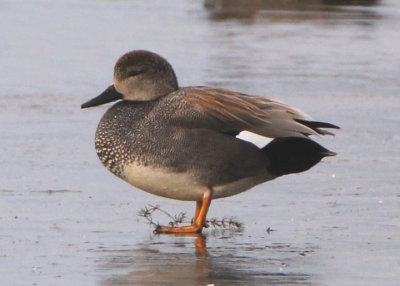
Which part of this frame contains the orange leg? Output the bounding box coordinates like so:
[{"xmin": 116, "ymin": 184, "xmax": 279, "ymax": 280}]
[
  {"xmin": 193, "ymin": 200, "xmax": 202, "ymax": 222},
  {"xmin": 155, "ymin": 189, "xmax": 212, "ymax": 234}
]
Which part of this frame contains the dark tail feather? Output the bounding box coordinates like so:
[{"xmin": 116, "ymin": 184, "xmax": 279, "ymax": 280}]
[
  {"xmin": 295, "ymin": 119, "xmax": 340, "ymax": 136},
  {"xmin": 262, "ymin": 137, "xmax": 336, "ymax": 177}
]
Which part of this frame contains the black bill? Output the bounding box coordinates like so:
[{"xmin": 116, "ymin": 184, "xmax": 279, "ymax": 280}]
[{"xmin": 81, "ymin": 85, "xmax": 123, "ymax": 109}]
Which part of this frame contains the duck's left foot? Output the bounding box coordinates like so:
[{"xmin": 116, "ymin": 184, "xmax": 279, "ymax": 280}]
[
  {"xmin": 155, "ymin": 189, "xmax": 212, "ymax": 234},
  {"xmin": 154, "ymin": 224, "xmax": 203, "ymax": 234}
]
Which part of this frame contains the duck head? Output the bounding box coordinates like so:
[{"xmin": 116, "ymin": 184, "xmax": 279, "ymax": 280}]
[{"xmin": 81, "ymin": 50, "xmax": 179, "ymax": 108}]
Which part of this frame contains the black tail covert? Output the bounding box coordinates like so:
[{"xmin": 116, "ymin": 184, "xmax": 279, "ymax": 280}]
[{"xmin": 262, "ymin": 137, "xmax": 336, "ymax": 177}]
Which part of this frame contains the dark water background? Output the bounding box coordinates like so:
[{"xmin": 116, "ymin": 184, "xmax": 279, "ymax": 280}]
[{"xmin": 1, "ymin": 0, "xmax": 399, "ymax": 285}]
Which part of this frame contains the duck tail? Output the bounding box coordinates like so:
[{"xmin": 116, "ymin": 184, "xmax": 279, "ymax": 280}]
[{"xmin": 262, "ymin": 137, "xmax": 336, "ymax": 177}]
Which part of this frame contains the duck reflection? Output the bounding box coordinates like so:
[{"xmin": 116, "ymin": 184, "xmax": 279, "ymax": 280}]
[
  {"xmin": 204, "ymin": 0, "xmax": 380, "ymax": 21},
  {"xmin": 98, "ymin": 233, "xmax": 311, "ymax": 285}
]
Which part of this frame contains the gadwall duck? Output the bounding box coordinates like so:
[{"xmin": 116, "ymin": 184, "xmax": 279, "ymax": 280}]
[{"xmin": 82, "ymin": 50, "xmax": 339, "ymax": 233}]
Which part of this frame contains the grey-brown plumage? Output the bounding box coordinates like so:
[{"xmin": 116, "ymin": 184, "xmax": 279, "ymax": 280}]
[
  {"xmin": 95, "ymin": 91, "xmax": 271, "ymax": 188},
  {"xmin": 82, "ymin": 50, "xmax": 339, "ymax": 233}
]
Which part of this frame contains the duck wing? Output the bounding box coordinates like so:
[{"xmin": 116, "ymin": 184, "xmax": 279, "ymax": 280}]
[{"xmin": 175, "ymin": 86, "xmax": 339, "ymax": 138}]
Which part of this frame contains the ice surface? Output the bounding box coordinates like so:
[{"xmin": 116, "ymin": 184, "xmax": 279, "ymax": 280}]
[{"xmin": 1, "ymin": 0, "xmax": 399, "ymax": 285}]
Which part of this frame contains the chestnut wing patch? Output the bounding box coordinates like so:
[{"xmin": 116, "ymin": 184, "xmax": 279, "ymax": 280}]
[{"xmin": 181, "ymin": 87, "xmax": 338, "ymax": 138}]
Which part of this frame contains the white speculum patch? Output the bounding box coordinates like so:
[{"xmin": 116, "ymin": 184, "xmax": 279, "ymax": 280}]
[{"xmin": 236, "ymin": 131, "xmax": 272, "ymax": 148}]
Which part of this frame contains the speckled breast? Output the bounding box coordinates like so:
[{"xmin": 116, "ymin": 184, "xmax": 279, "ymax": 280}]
[{"xmin": 94, "ymin": 100, "xmax": 153, "ymax": 179}]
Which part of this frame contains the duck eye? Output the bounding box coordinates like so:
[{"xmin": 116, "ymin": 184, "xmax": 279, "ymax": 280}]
[{"xmin": 127, "ymin": 69, "xmax": 144, "ymax": 77}]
